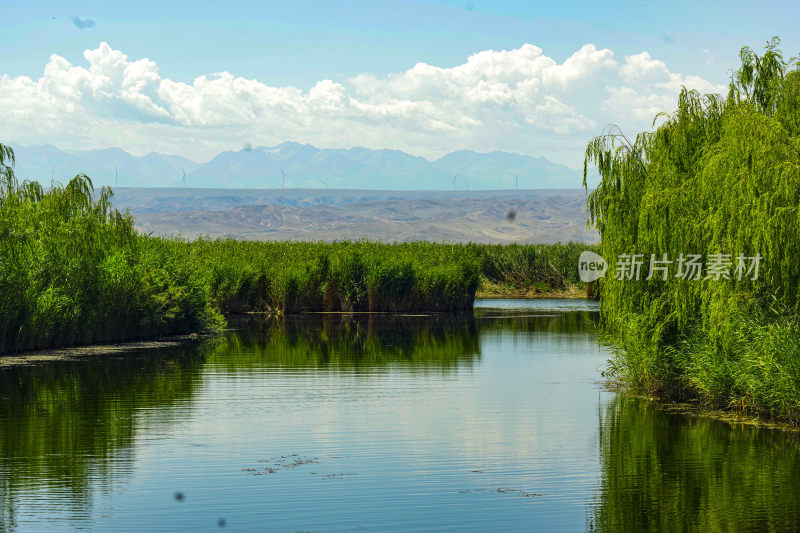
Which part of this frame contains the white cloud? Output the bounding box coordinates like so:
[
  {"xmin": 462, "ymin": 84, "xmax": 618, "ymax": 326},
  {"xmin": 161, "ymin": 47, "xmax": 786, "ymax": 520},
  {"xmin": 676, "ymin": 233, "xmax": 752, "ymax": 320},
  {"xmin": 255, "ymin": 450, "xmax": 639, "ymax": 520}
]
[
  {"xmin": 603, "ymin": 52, "xmax": 727, "ymax": 122},
  {"xmin": 0, "ymin": 42, "xmax": 727, "ymax": 166}
]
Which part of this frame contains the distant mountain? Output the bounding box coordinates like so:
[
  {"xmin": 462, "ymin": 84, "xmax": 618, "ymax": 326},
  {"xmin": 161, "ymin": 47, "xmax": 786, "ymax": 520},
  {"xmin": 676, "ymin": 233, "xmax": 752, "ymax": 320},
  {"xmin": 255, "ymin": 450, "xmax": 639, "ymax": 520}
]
[
  {"xmin": 9, "ymin": 144, "xmax": 105, "ymax": 185},
  {"xmin": 66, "ymin": 148, "xmax": 200, "ymax": 187},
  {"xmin": 187, "ymin": 142, "xmax": 580, "ymax": 189},
  {"xmin": 7, "ymin": 144, "xmax": 200, "ymax": 187},
  {"xmin": 186, "ymin": 142, "xmax": 443, "ymax": 189},
  {"xmin": 433, "ymin": 150, "xmax": 576, "ymax": 189},
  {"xmin": 6, "ymin": 142, "xmax": 582, "ymax": 190}
]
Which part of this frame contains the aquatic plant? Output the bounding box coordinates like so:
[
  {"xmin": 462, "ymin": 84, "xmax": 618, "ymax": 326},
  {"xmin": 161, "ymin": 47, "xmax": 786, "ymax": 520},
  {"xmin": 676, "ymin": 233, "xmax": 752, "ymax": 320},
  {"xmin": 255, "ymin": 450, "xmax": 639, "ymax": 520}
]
[
  {"xmin": 188, "ymin": 239, "xmax": 591, "ymax": 314},
  {"xmin": 471, "ymin": 241, "xmax": 592, "ymax": 290},
  {"xmin": 187, "ymin": 239, "xmax": 481, "ymax": 313}
]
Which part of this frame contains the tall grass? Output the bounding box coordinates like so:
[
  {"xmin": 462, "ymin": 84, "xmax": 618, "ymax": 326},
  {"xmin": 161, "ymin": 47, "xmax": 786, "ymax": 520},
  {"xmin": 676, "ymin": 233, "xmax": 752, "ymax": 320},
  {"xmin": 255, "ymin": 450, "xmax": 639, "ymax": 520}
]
[
  {"xmin": 470, "ymin": 242, "xmax": 593, "ymax": 291},
  {"xmin": 186, "ymin": 239, "xmax": 592, "ymax": 314},
  {"xmin": 585, "ymin": 37, "xmax": 800, "ymax": 421},
  {"xmin": 187, "ymin": 239, "xmax": 482, "ymax": 313}
]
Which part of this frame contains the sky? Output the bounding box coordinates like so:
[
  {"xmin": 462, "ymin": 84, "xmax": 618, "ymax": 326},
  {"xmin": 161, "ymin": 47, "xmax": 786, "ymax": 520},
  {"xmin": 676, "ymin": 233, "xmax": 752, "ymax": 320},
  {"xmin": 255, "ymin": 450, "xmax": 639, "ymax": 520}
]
[{"xmin": 1, "ymin": 0, "xmax": 798, "ymax": 168}]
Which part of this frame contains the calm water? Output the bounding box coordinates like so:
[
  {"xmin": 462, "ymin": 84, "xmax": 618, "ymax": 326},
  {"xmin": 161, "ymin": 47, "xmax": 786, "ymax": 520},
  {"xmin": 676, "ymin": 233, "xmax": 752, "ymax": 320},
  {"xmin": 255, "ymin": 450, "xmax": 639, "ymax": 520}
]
[{"xmin": 1, "ymin": 299, "xmax": 799, "ymax": 532}]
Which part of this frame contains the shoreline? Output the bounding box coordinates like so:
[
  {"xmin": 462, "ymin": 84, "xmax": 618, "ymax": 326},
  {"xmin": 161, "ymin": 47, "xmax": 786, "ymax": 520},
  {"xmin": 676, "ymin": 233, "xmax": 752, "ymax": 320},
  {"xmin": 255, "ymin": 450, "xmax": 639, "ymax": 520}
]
[
  {"xmin": 6, "ymin": 299, "xmax": 795, "ymax": 435},
  {"xmin": 603, "ymin": 380, "xmax": 800, "ymax": 433},
  {"xmin": 476, "ymin": 284, "xmax": 589, "ymax": 300},
  {"xmin": 0, "ymin": 334, "xmax": 213, "ymax": 367}
]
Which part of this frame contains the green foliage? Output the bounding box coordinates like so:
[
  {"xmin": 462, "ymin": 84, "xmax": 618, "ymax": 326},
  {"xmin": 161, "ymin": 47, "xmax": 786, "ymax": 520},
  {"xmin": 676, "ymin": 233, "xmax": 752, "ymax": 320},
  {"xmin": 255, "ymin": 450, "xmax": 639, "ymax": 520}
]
[
  {"xmin": 471, "ymin": 241, "xmax": 593, "ymax": 289},
  {"xmin": 186, "ymin": 239, "xmax": 592, "ymax": 315},
  {"xmin": 187, "ymin": 239, "xmax": 482, "ymax": 313},
  {"xmin": 585, "ymin": 37, "xmax": 800, "ymax": 421},
  {"xmin": 0, "ymin": 155, "xmax": 223, "ymax": 353}
]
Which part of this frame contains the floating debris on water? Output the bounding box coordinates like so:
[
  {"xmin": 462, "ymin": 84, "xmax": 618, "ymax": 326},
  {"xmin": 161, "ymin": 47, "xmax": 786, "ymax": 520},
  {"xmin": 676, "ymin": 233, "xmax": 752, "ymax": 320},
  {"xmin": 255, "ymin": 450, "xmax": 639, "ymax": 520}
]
[
  {"xmin": 243, "ymin": 455, "xmax": 319, "ymax": 475},
  {"xmin": 458, "ymin": 488, "xmax": 542, "ymax": 498},
  {"xmin": 492, "ymin": 487, "xmax": 542, "ymax": 497},
  {"xmin": 320, "ymin": 473, "xmax": 357, "ymax": 480}
]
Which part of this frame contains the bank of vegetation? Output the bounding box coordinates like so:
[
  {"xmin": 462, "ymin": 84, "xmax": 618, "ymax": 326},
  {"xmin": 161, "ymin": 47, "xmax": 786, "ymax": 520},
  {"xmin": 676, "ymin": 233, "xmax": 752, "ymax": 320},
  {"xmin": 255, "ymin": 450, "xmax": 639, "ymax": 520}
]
[
  {"xmin": 0, "ymin": 147, "xmax": 223, "ymax": 353},
  {"xmin": 472, "ymin": 242, "xmax": 596, "ymax": 298},
  {"xmin": 0, "ymin": 142, "xmax": 590, "ymax": 353},
  {"xmin": 187, "ymin": 239, "xmax": 480, "ymax": 314},
  {"xmin": 585, "ymin": 38, "xmax": 800, "ymax": 422},
  {"xmin": 193, "ymin": 239, "xmax": 592, "ymax": 314}
]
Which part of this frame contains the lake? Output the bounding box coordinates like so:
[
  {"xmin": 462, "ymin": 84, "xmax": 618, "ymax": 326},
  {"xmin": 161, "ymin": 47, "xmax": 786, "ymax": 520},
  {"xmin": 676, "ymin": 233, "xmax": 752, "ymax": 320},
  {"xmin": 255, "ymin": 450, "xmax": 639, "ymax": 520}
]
[{"xmin": 1, "ymin": 299, "xmax": 799, "ymax": 532}]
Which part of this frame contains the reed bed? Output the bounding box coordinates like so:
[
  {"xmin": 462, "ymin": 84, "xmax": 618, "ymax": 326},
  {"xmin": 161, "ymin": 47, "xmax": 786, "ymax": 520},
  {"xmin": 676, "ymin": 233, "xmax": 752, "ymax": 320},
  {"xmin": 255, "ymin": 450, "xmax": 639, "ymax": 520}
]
[
  {"xmin": 186, "ymin": 239, "xmax": 481, "ymax": 314},
  {"xmin": 470, "ymin": 242, "xmax": 593, "ymax": 294},
  {"xmin": 185, "ymin": 240, "xmax": 592, "ymax": 314}
]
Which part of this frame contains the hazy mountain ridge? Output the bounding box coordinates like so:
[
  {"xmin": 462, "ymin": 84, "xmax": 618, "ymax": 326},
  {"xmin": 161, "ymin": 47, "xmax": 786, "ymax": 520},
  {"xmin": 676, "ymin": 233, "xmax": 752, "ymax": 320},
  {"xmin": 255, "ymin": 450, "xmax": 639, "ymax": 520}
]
[
  {"xmin": 8, "ymin": 142, "xmax": 582, "ymax": 190},
  {"xmin": 433, "ymin": 150, "xmax": 571, "ymax": 188},
  {"xmin": 8, "ymin": 144, "xmax": 200, "ymax": 187}
]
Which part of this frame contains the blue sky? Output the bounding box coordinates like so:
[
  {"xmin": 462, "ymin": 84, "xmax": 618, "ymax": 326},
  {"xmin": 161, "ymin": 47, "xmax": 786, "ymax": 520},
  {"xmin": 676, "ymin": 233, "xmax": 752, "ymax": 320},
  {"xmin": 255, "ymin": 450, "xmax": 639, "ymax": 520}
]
[{"xmin": 2, "ymin": 0, "xmax": 798, "ymax": 166}]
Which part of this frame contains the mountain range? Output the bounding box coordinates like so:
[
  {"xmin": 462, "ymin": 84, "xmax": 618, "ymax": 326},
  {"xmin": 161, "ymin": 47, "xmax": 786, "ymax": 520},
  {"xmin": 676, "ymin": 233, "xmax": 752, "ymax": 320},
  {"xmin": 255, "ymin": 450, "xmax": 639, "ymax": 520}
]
[{"xmin": 6, "ymin": 142, "xmax": 583, "ymax": 190}]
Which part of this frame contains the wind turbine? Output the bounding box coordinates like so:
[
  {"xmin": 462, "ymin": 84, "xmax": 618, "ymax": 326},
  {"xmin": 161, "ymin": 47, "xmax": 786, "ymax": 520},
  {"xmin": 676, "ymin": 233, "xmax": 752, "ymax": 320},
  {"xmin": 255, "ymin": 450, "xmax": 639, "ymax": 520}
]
[
  {"xmin": 513, "ymin": 171, "xmax": 524, "ymax": 190},
  {"xmin": 281, "ymin": 167, "xmax": 286, "ymax": 189},
  {"xmin": 453, "ymin": 174, "xmax": 457, "ymax": 191},
  {"xmin": 181, "ymin": 168, "xmax": 186, "ymax": 188}
]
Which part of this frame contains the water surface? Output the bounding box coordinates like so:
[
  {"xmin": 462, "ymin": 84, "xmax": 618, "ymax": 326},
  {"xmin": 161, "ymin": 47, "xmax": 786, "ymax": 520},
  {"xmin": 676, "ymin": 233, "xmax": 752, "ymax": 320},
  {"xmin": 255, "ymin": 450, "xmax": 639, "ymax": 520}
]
[{"xmin": 1, "ymin": 299, "xmax": 798, "ymax": 531}]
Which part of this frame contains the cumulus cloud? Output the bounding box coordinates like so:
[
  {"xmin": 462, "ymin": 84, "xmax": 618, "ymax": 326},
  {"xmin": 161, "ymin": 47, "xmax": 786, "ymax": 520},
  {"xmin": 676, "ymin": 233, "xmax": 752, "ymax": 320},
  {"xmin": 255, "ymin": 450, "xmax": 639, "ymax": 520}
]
[{"xmin": 0, "ymin": 42, "xmax": 727, "ymax": 166}]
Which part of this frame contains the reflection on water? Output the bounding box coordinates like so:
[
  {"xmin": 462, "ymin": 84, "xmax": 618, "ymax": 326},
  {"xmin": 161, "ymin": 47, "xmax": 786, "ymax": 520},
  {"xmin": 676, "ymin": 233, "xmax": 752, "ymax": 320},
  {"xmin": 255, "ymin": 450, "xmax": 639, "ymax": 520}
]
[
  {"xmin": 0, "ymin": 300, "xmax": 798, "ymax": 531},
  {"xmin": 0, "ymin": 346, "xmax": 205, "ymax": 531},
  {"xmin": 590, "ymin": 396, "xmax": 800, "ymax": 532},
  {"xmin": 219, "ymin": 313, "xmax": 481, "ymax": 370}
]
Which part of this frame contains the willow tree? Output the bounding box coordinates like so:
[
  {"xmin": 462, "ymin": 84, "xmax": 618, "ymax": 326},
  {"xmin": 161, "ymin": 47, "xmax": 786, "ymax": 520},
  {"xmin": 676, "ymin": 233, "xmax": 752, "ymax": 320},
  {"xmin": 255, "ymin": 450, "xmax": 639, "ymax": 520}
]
[
  {"xmin": 584, "ymin": 38, "xmax": 800, "ymax": 421},
  {"xmin": 0, "ymin": 142, "xmax": 222, "ymax": 352}
]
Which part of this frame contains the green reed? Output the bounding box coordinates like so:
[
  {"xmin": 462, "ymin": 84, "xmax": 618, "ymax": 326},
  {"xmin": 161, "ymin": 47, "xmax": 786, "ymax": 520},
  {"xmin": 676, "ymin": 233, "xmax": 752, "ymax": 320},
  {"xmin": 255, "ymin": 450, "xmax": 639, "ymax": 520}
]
[{"xmin": 186, "ymin": 239, "xmax": 593, "ymax": 314}]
